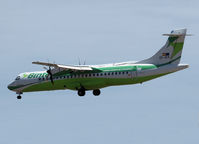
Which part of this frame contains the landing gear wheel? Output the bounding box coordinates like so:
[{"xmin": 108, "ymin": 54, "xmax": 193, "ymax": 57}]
[
  {"xmin": 93, "ymin": 89, "xmax": 101, "ymax": 96},
  {"xmin": 17, "ymin": 95, "xmax": 22, "ymax": 99},
  {"xmin": 78, "ymin": 89, "xmax": 85, "ymax": 96}
]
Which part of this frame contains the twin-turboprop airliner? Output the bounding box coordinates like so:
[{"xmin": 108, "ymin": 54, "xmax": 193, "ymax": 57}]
[{"xmin": 8, "ymin": 29, "xmax": 190, "ymax": 99}]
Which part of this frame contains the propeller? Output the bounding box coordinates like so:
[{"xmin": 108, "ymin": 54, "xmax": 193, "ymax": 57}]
[{"xmin": 44, "ymin": 66, "xmax": 54, "ymax": 85}]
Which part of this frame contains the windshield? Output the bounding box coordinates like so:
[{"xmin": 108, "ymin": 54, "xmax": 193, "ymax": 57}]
[{"xmin": 15, "ymin": 76, "xmax": 20, "ymax": 80}]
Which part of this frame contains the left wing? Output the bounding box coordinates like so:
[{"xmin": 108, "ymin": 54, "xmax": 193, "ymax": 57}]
[{"xmin": 32, "ymin": 61, "xmax": 93, "ymax": 71}]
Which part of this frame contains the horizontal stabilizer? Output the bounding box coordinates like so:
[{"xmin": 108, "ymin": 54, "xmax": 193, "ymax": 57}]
[{"xmin": 162, "ymin": 34, "xmax": 192, "ymax": 36}]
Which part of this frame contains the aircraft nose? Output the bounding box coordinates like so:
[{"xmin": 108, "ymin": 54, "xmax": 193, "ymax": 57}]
[{"xmin": 7, "ymin": 82, "xmax": 15, "ymax": 90}]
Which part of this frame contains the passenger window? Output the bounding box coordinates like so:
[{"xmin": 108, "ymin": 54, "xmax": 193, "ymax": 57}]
[
  {"xmin": 119, "ymin": 72, "xmax": 121, "ymax": 75},
  {"xmin": 100, "ymin": 73, "xmax": 103, "ymax": 76}
]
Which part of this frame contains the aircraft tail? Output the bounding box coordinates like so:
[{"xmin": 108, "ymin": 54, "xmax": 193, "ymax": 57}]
[{"xmin": 137, "ymin": 29, "xmax": 189, "ymax": 67}]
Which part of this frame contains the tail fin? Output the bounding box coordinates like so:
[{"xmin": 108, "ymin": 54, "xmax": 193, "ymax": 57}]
[{"xmin": 138, "ymin": 29, "xmax": 188, "ymax": 67}]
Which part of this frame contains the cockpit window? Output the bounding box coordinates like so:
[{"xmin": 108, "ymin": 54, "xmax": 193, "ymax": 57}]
[{"xmin": 15, "ymin": 76, "xmax": 20, "ymax": 80}]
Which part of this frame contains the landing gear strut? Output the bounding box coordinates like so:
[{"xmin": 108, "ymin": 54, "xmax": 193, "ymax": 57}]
[
  {"xmin": 16, "ymin": 92, "xmax": 23, "ymax": 99},
  {"xmin": 93, "ymin": 89, "xmax": 101, "ymax": 96}
]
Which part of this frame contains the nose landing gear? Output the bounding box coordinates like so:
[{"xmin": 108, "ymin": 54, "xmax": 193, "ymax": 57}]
[
  {"xmin": 16, "ymin": 92, "xmax": 23, "ymax": 99},
  {"xmin": 17, "ymin": 95, "xmax": 22, "ymax": 99}
]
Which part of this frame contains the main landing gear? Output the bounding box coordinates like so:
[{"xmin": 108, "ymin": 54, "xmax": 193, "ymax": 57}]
[
  {"xmin": 78, "ymin": 89, "xmax": 86, "ymax": 96},
  {"xmin": 93, "ymin": 89, "xmax": 101, "ymax": 96},
  {"xmin": 16, "ymin": 92, "xmax": 23, "ymax": 99},
  {"xmin": 77, "ymin": 89, "xmax": 101, "ymax": 96}
]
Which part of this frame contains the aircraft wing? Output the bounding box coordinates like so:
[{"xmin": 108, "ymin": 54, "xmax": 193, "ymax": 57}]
[{"xmin": 32, "ymin": 61, "xmax": 93, "ymax": 71}]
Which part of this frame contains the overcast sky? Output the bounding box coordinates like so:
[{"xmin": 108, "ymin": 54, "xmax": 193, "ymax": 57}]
[{"xmin": 0, "ymin": 0, "xmax": 199, "ymax": 144}]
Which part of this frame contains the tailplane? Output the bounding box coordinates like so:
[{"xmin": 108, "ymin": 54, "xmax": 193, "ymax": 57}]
[{"xmin": 138, "ymin": 29, "xmax": 189, "ymax": 67}]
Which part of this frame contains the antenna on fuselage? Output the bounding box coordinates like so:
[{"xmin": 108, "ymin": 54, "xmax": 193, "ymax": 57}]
[
  {"xmin": 77, "ymin": 57, "xmax": 86, "ymax": 65},
  {"xmin": 78, "ymin": 57, "xmax": 81, "ymax": 65},
  {"xmin": 83, "ymin": 59, "xmax": 86, "ymax": 65}
]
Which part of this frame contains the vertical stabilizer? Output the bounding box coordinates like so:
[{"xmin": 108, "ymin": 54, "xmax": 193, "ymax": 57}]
[{"xmin": 138, "ymin": 29, "xmax": 187, "ymax": 66}]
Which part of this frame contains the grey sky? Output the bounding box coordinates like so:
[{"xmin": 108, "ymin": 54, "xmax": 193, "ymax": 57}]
[{"xmin": 0, "ymin": 0, "xmax": 198, "ymax": 144}]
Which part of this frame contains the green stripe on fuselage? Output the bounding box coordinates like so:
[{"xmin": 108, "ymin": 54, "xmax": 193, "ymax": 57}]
[{"xmin": 53, "ymin": 65, "xmax": 157, "ymax": 77}]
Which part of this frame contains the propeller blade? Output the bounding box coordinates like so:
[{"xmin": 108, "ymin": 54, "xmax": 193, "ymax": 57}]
[
  {"xmin": 46, "ymin": 67, "xmax": 54, "ymax": 85},
  {"xmin": 50, "ymin": 75, "xmax": 54, "ymax": 85}
]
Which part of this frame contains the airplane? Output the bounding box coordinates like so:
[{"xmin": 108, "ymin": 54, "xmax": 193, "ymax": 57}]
[{"xmin": 8, "ymin": 29, "xmax": 190, "ymax": 99}]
